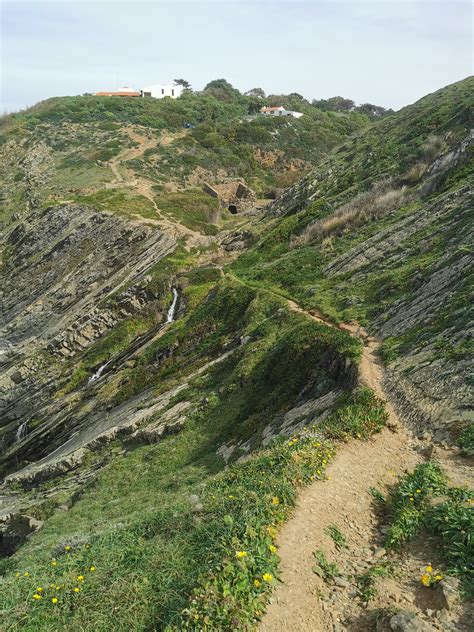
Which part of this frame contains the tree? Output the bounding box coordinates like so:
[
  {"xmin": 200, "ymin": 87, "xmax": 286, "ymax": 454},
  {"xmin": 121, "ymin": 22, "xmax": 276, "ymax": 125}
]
[
  {"xmin": 174, "ymin": 79, "xmax": 192, "ymax": 90},
  {"xmin": 245, "ymin": 87, "xmax": 266, "ymax": 98},
  {"xmin": 288, "ymin": 92, "xmax": 304, "ymax": 101},
  {"xmin": 203, "ymin": 79, "xmax": 241, "ymax": 103},
  {"xmin": 312, "ymin": 96, "xmax": 355, "ymax": 112},
  {"xmin": 355, "ymin": 103, "xmax": 393, "ymax": 118}
]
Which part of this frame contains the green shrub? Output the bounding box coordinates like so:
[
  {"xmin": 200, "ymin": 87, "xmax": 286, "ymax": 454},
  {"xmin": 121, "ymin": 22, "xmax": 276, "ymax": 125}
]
[
  {"xmin": 458, "ymin": 423, "xmax": 474, "ymax": 456},
  {"xmin": 384, "ymin": 462, "xmax": 474, "ymax": 597},
  {"xmin": 320, "ymin": 388, "xmax": 388, "ymax": 440}
]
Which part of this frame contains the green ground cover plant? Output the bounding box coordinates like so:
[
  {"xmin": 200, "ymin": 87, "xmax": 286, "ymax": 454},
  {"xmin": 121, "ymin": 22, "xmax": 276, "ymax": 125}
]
[
  {"xmin": 72, "ymin": 189, "xmax": 158, "ymax": 220},
  {"xmin": 381, "ymin": 462, "xmax": 474, "ymax": 598},
  {"xmin": 155, "ymin": 189, "xmax": 221, "ymax": 235},
  {"xmin": 312, "ymin": 549, "xmax": 341, "ymax": 581}
]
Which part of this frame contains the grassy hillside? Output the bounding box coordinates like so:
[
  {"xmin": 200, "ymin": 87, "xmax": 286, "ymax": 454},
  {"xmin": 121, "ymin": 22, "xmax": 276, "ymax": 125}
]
[
  {"xmin": 0, "ymin": 86, "xmax": 368, "ymax": 227},
  {"xmin": 1, "ymin": 279, "xmax": 390, "ymax": 631},
  {"xmin": 233, "ymin": 78, "xmax": 473, "ymax": 316},
  {"xmin": 231, "ymin": 76, "xmax": 473, "ymax": 440}
]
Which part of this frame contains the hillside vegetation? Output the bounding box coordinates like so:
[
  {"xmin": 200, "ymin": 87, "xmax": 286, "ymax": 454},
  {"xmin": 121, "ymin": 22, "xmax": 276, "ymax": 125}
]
[
  {"xmin": 0, "ymin": 77, "xmax": 473, "ymax": 631},
  {"xmin": 0, "ymin": 83, "xmax": 368, "ymax": 225}
]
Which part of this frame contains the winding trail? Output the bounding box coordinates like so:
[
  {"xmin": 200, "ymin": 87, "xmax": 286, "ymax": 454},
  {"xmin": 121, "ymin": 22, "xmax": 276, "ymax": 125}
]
[
  {"xmin": 260, "ymin": 428, "xmax": 419, "ymax": 632},
  {"xmin": 258, "ymin": 300, "xmax": 443, "ymax": 631},
  {"xmin": 258, "ymin": 294, "xmax": 473, "ymax": 630},
  {"xmin": 106, "ymin": 128, "xmax": 214, "ymax": 246}
]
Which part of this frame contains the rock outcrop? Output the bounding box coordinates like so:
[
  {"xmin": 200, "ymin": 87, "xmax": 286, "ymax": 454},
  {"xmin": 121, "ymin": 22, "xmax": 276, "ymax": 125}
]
[{"xmin": 0, "ymin": 203, "xmax": 175, "ymax": 470}]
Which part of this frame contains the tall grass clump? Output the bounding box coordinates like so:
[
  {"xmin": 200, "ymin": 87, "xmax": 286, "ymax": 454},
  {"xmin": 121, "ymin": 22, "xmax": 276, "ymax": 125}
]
[{"xmin": 295, "ymin": 179, "xmax": 409, "ymax": 244}]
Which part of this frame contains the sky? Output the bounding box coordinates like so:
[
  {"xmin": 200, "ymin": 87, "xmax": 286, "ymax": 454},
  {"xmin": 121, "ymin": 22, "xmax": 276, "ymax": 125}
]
[{"xmin": 1, "ymin": 0, "xmax": 472, "ymax": 113}]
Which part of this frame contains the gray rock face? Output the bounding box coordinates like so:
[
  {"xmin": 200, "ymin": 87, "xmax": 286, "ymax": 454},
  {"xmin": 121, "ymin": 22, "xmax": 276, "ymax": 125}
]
[
  {"xmin": 0, "ymin": 204, "xmax": 175, "ymax": 474},
  {"xmin": 264, "ymin": 135, "xmax": 473, "ymax": 436},
  {"xmin": 0, "ymin": 512, "xmax": 43, "ymax": 557},
  {"xmin": 390, "ymin": 611, "xmax": 435, "ymax": 632},
  {"xmin": 438, "ymin": 576, "xmax": 461, "ymax": 611},
  {"xmin": 323, "ymin": 184, "xmax": 473, "ymax": 433}
]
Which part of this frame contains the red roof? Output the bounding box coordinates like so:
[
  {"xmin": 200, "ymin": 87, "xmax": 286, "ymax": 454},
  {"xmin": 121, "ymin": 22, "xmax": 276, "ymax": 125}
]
[
  {"xmin": 95, "ymin": 91, "xmax": 141, "ymax": 97},
  {"xmin": 260, "ymin": 106, "xmax": 284, "ymax": 112}
]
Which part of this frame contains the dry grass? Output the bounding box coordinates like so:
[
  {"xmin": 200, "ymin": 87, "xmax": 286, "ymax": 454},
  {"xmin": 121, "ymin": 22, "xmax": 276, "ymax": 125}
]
[
  {"xmin": 404, "ymin": 162, "xmax": 428, "ymax": 184},
  {"xmin": 421, "ymin": 135, "xmax": 446, "ymax": 163},
  {"xmin": 295, "ymin": 180, "xmax": 409, "ymax": 245}
]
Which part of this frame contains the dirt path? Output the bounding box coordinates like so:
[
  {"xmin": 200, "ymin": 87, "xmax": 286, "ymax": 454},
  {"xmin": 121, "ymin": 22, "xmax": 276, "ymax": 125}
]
[
  {"xmin": 259, "ymin": 300, "xmax": 463, "ymax": 631},
  {"xmin": 105, "ymin": 128, "xmax": 216, "ymax": 247},
  {"xmin": 260, "ymin": 428, "xmax": 420, "ymax": 632}
]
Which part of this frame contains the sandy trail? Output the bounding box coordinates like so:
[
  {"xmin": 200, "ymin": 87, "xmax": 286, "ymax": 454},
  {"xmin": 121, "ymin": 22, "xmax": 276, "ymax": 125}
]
[
  {"xmin": 106, "ymin": 128, "xmax": 215, "ymax": 246},
  {"xmin": 259, "ymin": 303, "xmax": 427, "ymax": 631},
  {"xmin": 260, "ymin": 427, "xmax": 420, "ymax": 632}
]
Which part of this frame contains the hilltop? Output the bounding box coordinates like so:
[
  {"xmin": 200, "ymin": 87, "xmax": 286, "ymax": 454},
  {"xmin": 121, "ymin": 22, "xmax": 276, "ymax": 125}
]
[
  {"xmin": 0, "ymin": 83, "xmax": 368, "ymax": 226},
  {"xmin": 0, "ymin": 77, "xmax": 472, "ymax": 631}
]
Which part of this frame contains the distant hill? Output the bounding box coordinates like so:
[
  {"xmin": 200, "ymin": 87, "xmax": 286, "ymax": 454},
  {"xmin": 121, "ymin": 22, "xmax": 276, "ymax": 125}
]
[{"xmin": 0, "ymin": 83, "xmax": 369, "ymax": 226}]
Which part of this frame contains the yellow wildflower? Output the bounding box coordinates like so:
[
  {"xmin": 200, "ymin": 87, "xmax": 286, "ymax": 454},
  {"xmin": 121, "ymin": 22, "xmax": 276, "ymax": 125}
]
[
  {"xmin": 24, "ymin": 572, "xmax": 29, "ymax": 577},
  {"xmin": 51, "ymin": 560, "xmax": 57, "ymax": 566},
  {"xmin": 65, "ymin": 546, "xmax": 71, "ymax": 551},
  {"xmin": 254, "ymin": 579, "xmax": 261, "ymax": 588},
  {"xmin": 426, "ymin": 565, "xmax": 433, "ymax": 572},
  {"xmin": 267, "ymin": 526, "xmax": 277, "ymax": 539},
  {"xmin": 55, "ymin": 585, "xmax": 60, "ymax": 590},
  {"xmin": 37, "ymin": 587, "xmax": 43, "ymax": 592},
  {"xmin": 236, "ymin": 551, "xmax": 248, "ymax": 559},
  {"xmin": 15, "ymin": 572, "xmax": 20, "ymax": 578},
  {"xmin": 77, "ymin": 575, "xmax": 85, "ymax": 582},
  {"xmin": 416, "ymin": 489, "xmax": 422, "ymax": 493},
  {"xmin": 262, "ymin": 573, "xmax": 273, "ymax": 582},
  {"xmin": 269, "ymin": 545, "xmax": 277, "ymax": 554},
  {"xmin": 435, "ymin": 574, "xmax": 443, "ymax": 581},
  {"xmin": 74, "ymin": 587, "xmax": 80, "ymax": 593},
  {"xmin": 421, "ymin": 574, "xmax": 431, "ymax": 587},
  {"xmin": 271, "ymin": 497, "xmax": 280, "ymax": 505},
  {"xmin": 52, "ymin": 597, "xmax": 58, "ymax": 604},
  {"xmin": 33, "ymin": 594, "xmax": 42, "ymax": 600},
  {"xmin": 90, "ymin": 566, "xmax": 96, "ymax": 572}
]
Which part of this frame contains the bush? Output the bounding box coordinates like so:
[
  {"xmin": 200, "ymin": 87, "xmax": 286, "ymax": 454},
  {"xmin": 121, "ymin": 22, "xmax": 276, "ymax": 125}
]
[
  {"xmin": 297, "ymin": 179, "xmax": 409, "ymax": 243},
  {"xmin": 458, "ymin": 423, "xmax": 474, "ymax": 456}
]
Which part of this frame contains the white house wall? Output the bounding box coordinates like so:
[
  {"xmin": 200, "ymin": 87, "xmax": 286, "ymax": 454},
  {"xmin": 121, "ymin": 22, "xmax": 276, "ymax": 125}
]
[{"xmin": 141, "ymin": 84, "xmax": 184, "ymax": 99}]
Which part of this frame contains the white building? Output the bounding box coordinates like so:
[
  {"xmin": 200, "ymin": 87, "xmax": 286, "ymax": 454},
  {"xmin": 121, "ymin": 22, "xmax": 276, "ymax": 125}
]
[
  {"xmin": 260, "ymin": 105, "xmax": 303, "ymax": 119},
  {"xmin": 141, "ymin": 84, "xmax": 184, "ymax": 99}
]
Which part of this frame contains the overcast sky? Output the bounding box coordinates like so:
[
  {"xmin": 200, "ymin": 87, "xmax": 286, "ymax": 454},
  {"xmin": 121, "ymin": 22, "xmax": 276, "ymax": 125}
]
[{"xmin": 1, "ymin": 0, "xmax": 472, "ymax": 113}]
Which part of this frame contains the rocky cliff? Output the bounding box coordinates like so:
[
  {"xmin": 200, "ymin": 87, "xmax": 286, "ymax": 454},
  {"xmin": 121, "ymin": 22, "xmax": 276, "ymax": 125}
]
[{"xmin": 1, "ymin": 204, "xmax": 175, "ymax": 466}]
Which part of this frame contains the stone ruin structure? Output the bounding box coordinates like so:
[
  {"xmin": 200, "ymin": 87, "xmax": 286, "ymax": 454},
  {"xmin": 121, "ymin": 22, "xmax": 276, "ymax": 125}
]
[{"xmin": 203, "ymin": 180, "xmax": 257, "ymax": 214}]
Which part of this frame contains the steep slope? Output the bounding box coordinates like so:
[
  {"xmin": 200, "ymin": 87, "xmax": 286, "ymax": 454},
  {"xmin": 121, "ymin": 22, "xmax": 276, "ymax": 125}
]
[
  {"xmin": 0, "ymin": 84, "xmax": 369, "ymax": 477},
  {"xmin": 233, "ymin": 77, "xmax": 473, "ymax": 439}
]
